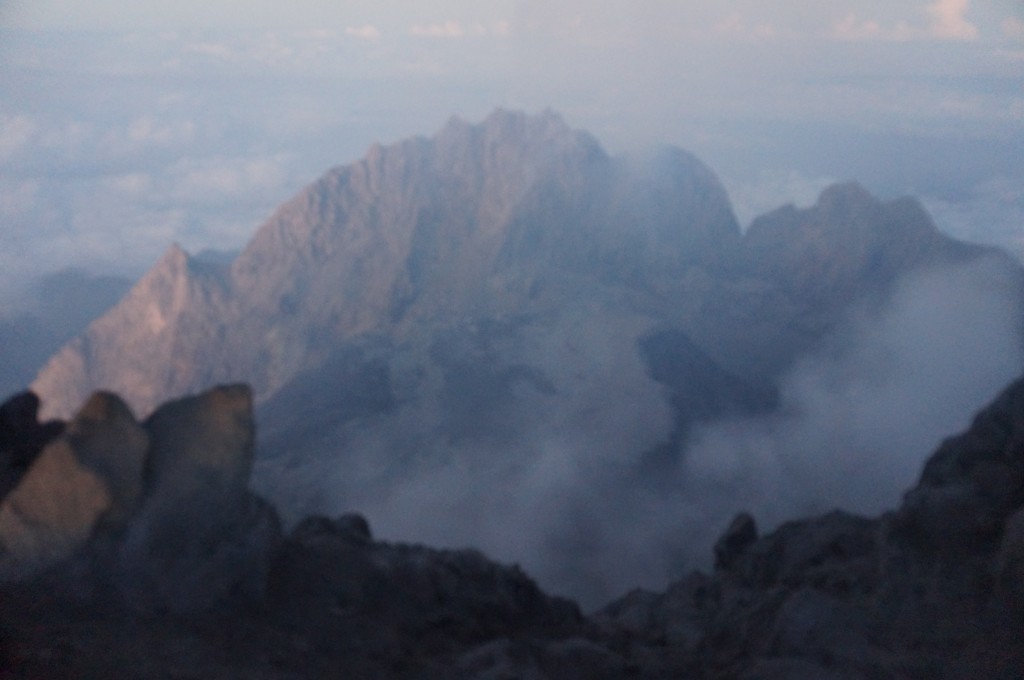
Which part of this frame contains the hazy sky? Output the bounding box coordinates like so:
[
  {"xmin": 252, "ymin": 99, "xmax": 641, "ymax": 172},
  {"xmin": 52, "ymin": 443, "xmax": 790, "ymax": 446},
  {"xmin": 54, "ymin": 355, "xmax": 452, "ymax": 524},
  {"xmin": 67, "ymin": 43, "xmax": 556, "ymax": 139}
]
[{"xmin": 0, "ymin": 1, "xmax": 1021, "ymax": 303}]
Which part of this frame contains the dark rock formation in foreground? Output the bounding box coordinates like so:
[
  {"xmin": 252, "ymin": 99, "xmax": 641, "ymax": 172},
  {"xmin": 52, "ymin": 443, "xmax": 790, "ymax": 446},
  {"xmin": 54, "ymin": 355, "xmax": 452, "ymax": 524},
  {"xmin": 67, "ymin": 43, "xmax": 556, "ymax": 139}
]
[{"xmin": 1, "ymin": 376, "xmax": 1023, "ymax": 678}]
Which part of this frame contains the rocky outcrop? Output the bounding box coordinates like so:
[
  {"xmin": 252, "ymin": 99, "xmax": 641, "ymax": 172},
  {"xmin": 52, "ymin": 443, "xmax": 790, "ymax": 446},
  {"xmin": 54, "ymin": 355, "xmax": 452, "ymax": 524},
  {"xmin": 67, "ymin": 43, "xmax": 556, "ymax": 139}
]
[
  {"xmin": 117, "ymin": 384, "xmax": 281, "ymax": 614},
  {"xmin": 65, "ymin": 392, "xmax": 148, "ymax": 531},
  {"xmin": 0, "ymin": 384, "xmax": 280, "ymax": 615},
  {"xmin": 0, "ymin": 391, "xmax": 146, "ymax": 580},
  {"xmin": 592, "ymin": 374, "xmax": 1024, "ymax": 679},
  {"xmin": 2, "ymin": 375, "xmax": 1024, "ymax": 677},
  {"xmin": 266, "ymin": 513, "xmax": 582, "ymax": 672},
  {"xmin": 0, "ymin": 437, "xmax": 112, "ymax": 581}
]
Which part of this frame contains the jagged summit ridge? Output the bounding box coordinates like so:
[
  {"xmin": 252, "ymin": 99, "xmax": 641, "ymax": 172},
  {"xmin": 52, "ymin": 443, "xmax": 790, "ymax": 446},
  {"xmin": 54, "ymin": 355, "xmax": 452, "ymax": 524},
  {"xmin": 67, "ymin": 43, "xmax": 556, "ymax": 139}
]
[{"xmin": 31, "ymin": 109, "xmax": 743, "ymax": 418}]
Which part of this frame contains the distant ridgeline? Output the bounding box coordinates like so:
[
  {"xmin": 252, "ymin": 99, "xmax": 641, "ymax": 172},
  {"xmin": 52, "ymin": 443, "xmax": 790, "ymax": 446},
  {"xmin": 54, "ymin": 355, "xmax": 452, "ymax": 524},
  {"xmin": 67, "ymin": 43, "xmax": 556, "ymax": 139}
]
[
  {"xmin": 1, "ymin": 375, "xmax": 1023, "ymax": 677},
  {"xmin": 32, "ymin": 110, "xmax": 1021, "ymax": 419}
]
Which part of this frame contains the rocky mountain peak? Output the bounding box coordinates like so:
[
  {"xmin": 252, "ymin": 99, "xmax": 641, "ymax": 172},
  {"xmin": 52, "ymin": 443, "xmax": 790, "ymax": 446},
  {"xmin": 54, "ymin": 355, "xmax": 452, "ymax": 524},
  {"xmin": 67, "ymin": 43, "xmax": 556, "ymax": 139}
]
[
  {"xmin": 738, "ymin": 181, "xmax": 980, "ymax": 307},
  {"xmin": 814, "ymin": 180, "xmax": 877, "ymax": 215},
  {"xmin": 440, "ymin": 108, "xmax": 574, "ymax": 146},
  {"xmin": 32, "ymin": 111, "xmax": 749, "ymax": 418}
]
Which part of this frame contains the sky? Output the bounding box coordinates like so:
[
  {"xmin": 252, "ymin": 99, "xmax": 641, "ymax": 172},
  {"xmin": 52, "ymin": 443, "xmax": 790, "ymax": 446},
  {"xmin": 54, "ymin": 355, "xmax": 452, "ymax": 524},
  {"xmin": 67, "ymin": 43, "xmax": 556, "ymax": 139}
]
[{"xmin": 0, "ymin": 0, "xmax": 1022, "ymax": 304}]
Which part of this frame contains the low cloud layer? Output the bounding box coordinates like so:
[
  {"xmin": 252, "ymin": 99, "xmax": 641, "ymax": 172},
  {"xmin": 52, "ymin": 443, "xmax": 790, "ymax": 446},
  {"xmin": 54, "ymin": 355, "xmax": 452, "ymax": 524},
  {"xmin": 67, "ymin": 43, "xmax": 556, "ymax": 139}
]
[
  {"xmin": 281, "ymin": 256, "xmax": 1023, "ymax": 609},
  {"xmin": 683, "ymin": 257, "xmax": 1023, "ymax": 525}
]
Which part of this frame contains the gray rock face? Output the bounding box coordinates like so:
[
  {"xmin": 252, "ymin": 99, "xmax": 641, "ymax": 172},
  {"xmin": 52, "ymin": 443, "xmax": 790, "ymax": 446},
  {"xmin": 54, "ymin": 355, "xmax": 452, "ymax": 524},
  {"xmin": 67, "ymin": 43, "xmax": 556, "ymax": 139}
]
[{"xmin": 25, "ymin": 111, "xmax": 1024, "ymax": 607}]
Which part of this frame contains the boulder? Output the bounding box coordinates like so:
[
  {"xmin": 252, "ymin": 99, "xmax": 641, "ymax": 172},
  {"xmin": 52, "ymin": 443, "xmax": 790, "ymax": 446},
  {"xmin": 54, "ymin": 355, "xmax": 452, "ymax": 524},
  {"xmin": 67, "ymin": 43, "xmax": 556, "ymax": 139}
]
[
  {"xmin": 63, "ymin": 391, "xmax": 148, "ymax": 532},
  {"xmin": 117, "ymin": 384, "xmax": 281, "ymax": 613},
  {"xmin": 142, "ymin": 383, "xmax": 255, "ymax": 500},
  {"xmin": 0, "ymin": 391, "xmax": 149, "ymax": 581},
  {"xmin": 0, "ymin": 439, "xmax": 111, "ymax": 581}
]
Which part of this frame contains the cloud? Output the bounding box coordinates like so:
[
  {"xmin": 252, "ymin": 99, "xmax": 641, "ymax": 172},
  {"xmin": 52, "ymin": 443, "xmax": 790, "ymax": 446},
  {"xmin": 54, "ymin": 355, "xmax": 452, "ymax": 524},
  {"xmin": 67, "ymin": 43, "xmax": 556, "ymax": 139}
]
[
  {"xmin": 159, "ymin": 155, "xmax": 289, "ymax": 206},
  {"xmin": 831, "ymin": 13, "xmax": 914, "ymax": 42},
  {"xmin": 251, "ymin": 253, "xmax": 1024, "ymax": 608},
  {"xmin": 1003, "ymin": 17, "xmax": 1024, "ymax": 38},
  {"xmin": 103, "ymin": 173, "xmax": 152, "ymax": 195},
  {"xmin": 929, "ymin": 0, "xmax": 974, "ymax": 39},
  {"xmin": 683, "ymin": 257, "xmax": 1024, "ymax": 531},
  {"xmin": 831, "ymin": 1, "xmax": 978, "ymax": 42},
  {"xmin": 410, "ymin": 20, "xmax": 465, "ymax": 39},
  {"xmin": 0, "ymin": 114, "xmax": 37, "ymax": 161},
  {"xmin": 345, "ymin": 25, "xmax": 381, "ymax": 40},
  {"xmin": 926, "ymin": 0, "xmax": 978, "ymax": 40},
  {"xmin": 0, "ymin": 178, "xmax": 40, "ymax": 219},
  {"xmin": 184, "ymin": 41, "xmax": 235, "ymax": 59},
  {"xmin": 714, "ymin": 12, "xmax": 778, "ymax": 40},
  {"xmin": 406, "ymin": 20, "xmax": 501, "ymax": 39}
]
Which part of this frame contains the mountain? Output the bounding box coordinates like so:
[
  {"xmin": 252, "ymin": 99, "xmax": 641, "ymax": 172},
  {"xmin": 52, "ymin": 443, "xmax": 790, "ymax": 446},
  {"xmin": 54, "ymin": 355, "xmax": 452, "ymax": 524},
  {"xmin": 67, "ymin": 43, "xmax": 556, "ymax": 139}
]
[
  {"xmin": 31, "ymin": 109, "xmax": 741, "ymax": 419},
  {"xmin": 32, "ymin": 111, "xmax": 1012, "ymax": 417},
  {"xmin": 27, "ymin": 109, "xmax": 1024, "ymax": 603}
]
